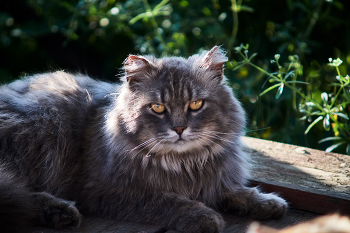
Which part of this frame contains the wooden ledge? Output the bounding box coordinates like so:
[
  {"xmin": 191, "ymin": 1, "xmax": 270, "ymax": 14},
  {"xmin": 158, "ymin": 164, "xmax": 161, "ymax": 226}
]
[{"xmin": 243, "ymin": 137, "xmax": 350, "ymax": 215}]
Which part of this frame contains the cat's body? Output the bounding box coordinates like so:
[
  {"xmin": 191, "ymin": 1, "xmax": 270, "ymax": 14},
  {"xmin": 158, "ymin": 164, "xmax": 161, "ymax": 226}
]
[{"xmin": 0, "ymin": 47, "xmax": 287, "ymax": 232}]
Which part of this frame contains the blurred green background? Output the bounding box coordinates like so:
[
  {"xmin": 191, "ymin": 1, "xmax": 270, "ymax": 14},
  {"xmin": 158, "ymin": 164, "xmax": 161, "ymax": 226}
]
[{"xmin": 1, "ymin": 0, "xmax": 349, "ymax": 153}]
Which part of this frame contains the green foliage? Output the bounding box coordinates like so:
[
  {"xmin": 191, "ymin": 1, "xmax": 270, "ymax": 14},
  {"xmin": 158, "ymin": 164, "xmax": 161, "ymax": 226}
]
[
  {"xmin": 1, "ymin": 0, "xmax": 350, "ymax": 154},
  {"xmin": 234, "ymin": 45, "xmax": 350, "ymax": 153}
]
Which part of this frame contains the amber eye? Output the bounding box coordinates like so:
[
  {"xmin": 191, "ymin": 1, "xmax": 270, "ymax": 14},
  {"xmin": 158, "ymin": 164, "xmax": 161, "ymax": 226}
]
[
  {"xmin": 189, "ymin": 100, "xmax": 203, "ymax": 111},
  {"xmin": 151, "ymin": 103, "xmax": 165, "ymax": 113}
]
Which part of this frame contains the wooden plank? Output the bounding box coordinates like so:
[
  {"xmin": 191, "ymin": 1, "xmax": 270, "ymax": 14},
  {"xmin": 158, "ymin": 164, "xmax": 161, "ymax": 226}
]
[
  {"xmin": 221, "ymin": 208, "xmax": 318, "ymax": 232},
  {"xmin": 249, "ymin": 180, "xmax": 350, "ymax": 215},
  {"xmin": 243, "ymin": 136, "xmax": 350, "ymax": 215}
]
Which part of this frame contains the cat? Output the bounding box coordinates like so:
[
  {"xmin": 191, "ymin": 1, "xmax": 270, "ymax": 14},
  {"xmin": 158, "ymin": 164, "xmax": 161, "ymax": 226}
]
[
  {"xmin": 247, "ymin": 214, "xmax": 350, "ymax": 233},
  {"xmin": 0, "ymin": 46, "xmax": 287, "ymax": 232}
]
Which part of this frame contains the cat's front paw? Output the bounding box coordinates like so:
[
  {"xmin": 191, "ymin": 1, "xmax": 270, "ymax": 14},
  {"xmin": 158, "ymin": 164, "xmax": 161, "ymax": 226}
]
[
  {"xmin": 175, "ymin": 207, "xmax": 224, "ymax": 233},
  {"xmin": 43, "ymin": 197, "xmax": 82, "ymax": 229},
  {"xmin": 249, "ymin": 193, "xmax": 288, "ymax": 220}
]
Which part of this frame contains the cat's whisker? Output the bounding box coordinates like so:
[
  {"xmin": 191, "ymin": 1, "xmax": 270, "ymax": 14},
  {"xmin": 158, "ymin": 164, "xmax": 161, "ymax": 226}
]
[
  {"xmin": 245, "ymin": 127, "xmax": 271, "ymax": 133},
  {"xmin": 131, "ymin": 140, "xmax": 158, "ymax": 159},
  {"xmin": 199, "ymin": 132, "xmax": 236, "ymax": 145},
  {"xmin": 128, "ymin": 138, "xmax": 157, "ymax": 152},
  {"xmin": 145, "ymin": 139, "xmax": 164, "ymax": 157},
  {"xmin": 197, "ymin": 135, "xmax": 226, "ymax": 151},
  {"xmin": 226, "ymin": 119, "xmax": 246, "ymax": 128},
  {"xmin": 196, "ymin": 137, "xmax": 212, "ymax": 150},
  {"xmin": 202, "ymin": 130, "xmax": 241, "ymax": 136}
]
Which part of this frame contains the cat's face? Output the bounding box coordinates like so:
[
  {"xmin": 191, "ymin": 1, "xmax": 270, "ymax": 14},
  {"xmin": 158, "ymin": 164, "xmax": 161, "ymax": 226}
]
[{"xmin": 118, "ymin": 47, "xmax": 245, "ymax": 157}]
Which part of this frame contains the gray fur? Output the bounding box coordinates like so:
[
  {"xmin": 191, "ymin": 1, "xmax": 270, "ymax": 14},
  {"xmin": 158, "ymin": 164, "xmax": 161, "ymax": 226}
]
[{"xmin": 0, "ymin": 47, "xmax": 287, "ymax": 232}]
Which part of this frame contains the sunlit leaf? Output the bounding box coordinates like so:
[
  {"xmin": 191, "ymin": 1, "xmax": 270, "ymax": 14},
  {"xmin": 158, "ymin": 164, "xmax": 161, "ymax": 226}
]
[
  {"xmin": 239, "ymin": 5, "xmax": 254, "ymax": 13},
  {"xmin": 259, "ymin": 83, "xmax": 281, "ymax": 97},
  {"xmin": 333, "ymin": 112, "xmax": 349, "ymax": 120},
  {"xmin": 323, "ymin": 114, "xmax": 330, "ymax": 131},
  {"xmin": 275, "ymin": 83, "xmax": 284, "ymax": 99},
  {"xmin": 304, "ymin": 116, "xmax": 323, "ymax": 134},
  {"xmin": 311, "ymin": 111, "xmax": 321, "ymax": 115},
  {"xmin": 325, "ymin": 141, "xmax": 346, "ymax": 153},
  {"xmin": 284, "ymin": 70, "xmax": 294, "ymax": 80},
  {"xmin": 153, "ymin": 0, "xmax": 170, "ymax": 12},
  {"xmin": 318, "ymin": 136, "xmax": 342, "ymax": 144}
]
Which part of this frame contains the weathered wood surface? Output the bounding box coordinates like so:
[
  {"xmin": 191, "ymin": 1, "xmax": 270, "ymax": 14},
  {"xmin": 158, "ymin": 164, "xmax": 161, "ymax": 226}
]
[
  {"xmin": 28, "ymin": 137, "xmax": 350, "ymax": 232},
  {"xmin": 244, "ymin": 137, "xmax": 350, "ymax": 214}
]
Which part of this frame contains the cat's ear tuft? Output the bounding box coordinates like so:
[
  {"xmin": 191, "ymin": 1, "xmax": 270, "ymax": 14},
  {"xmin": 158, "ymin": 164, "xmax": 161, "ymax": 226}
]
[
  {"xmin": 199, "ymin": 46, "xmax": 228, "ymax": 75},
  {"xmin": 123, "ymin": 55, "xmax": 155, "ymax": 84}
]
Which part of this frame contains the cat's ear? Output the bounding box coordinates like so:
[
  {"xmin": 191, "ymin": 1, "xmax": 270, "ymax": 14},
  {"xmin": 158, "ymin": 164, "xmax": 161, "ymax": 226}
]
[
  {"xmin": 123, "ymin": 55, "xmax": 155, "ymax": 84},
  {"xmin": 199, "ymin": 46, "xmax": 227, "ymax": 75}
]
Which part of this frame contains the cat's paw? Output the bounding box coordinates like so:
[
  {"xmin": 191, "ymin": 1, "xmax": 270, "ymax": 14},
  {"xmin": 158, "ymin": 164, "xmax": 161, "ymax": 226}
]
[
  {"xmin": 43, "ymin": 197, "xmax": 82, "ymax": 229},
  {"xmin": 249, "ymin": 193, "xmax": 288, "ymax": 220},
  {"xmin": 175, "ymin": 207, "xmax": 224, "ymax": 233}
]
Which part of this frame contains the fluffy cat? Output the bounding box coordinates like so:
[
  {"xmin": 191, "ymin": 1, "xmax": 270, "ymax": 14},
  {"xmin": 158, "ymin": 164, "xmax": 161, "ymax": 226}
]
[
  {"xmin": 0, "ymin": 46, "xmax": 287, "ymax": 232},
  {"xmin": 247, "ymin": 214, "xmax": 350, "ymax": 233}
]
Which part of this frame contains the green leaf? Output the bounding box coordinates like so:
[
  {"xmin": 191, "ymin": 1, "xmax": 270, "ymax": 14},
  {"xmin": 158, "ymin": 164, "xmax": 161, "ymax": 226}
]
[
  {"xmin": 259, "ymin": 83, "xmax": 281, "ymax": 97},
  {"xmin": 310, "ymin": 111, "xmax": 321, "ymax": 115},
  {"xmin": 340, "ymin": 101, "xmax": 350, "ymax": 108},
  {"xmin": 323, "ymin": 114, "xmax": 330, "ymax": 131},
  {"xmin": 284, "ymin": 70, "xmax": 294, "ymax": 80},
  {"xmin": 318, "ymin": 136, "xmax": 342, "ymax": 144},
  {"xmin": 153, "ymin": 0, "xmax": 170, "ymax": 12},
  {"xmin": 321, "ymin": 92, "xmax": 328, "ymax": 102},
  {"xmin": 239, "ymin": 5, "xmax": 254, "ymax": 13},
  {"xmin": 286, "ymin": 81, "xmax": 309, "ymax": 85},
  {"xmin": 343, "ymin": 90, "xmax": 350, "ymax": 101},
  {"xmin": 248, "ymin": 53, "xmax": 258, "ymax": 61},
  {"xmin": 325, "ymin": 141, "xmax": 346, "ymax": 153},
  {"xmin": 275, "ymin": 83, "xmax": 284, "ymax": 99},
  {"xmin": 304, "ymin": 116, "xmax": 323, "ymax": 134},
  {"xmin": 333, "ymin": 112, "xmax": 349, "ymax": 120}
]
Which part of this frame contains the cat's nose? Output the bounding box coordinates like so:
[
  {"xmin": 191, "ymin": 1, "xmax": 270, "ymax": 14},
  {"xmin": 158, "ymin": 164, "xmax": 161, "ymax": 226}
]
[{"xmin": 172, "ymin": 126, "xmax": 187, "ymax": 135}]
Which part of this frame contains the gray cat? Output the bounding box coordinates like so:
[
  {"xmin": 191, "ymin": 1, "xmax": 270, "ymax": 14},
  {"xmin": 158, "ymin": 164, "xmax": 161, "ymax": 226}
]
[{"xmin": 0, "ymin": 46, "xmax": 287, "ymax": 232}]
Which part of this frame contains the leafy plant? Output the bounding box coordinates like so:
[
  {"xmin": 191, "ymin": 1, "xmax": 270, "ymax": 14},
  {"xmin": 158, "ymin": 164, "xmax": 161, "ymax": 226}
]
[
  {"xmin": 1, "ymin": 0, "xmax": 349, "ymax": 154},
  {"xmin": 233, "ymin": 44, "xmax": 350, "ymax": 154}
]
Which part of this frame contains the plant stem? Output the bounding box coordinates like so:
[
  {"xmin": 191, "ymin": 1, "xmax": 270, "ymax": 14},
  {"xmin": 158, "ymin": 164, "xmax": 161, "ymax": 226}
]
[
  {"xmin": 302, "ymin": 0, "xmax": 323, "ymax": 41},
  {"xmin": 228, "ymin": 0, "xmax": 239, "ymax": 56}
]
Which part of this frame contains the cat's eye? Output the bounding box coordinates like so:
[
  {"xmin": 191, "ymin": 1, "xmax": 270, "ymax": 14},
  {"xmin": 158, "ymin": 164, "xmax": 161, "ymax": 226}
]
[
  {"xmin": 189, "ymin": 100, "xmax": 203, "ymax": 111},
  {"xmin": 151, "ymin": 103, "xmax": 165, "ymax": 114}
]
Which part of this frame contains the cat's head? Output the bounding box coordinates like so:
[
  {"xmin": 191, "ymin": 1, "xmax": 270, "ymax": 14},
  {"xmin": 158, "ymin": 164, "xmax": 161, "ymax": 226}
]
[{"xmin": 115, "ymin": 46, "xmax": 245, "ymax": 158}]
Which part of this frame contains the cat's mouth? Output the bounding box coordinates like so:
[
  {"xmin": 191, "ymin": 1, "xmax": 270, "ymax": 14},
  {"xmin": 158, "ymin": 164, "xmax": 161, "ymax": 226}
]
[{"xmin": 175, "ymin": 138, "xmax": 186, "ymax": 144}]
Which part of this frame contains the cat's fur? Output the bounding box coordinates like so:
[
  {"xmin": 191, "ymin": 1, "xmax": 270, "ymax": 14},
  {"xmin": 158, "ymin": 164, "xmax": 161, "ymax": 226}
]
[{"xmin": 0, "ymin": 47, "xmax": 287, "ymax": 232}]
